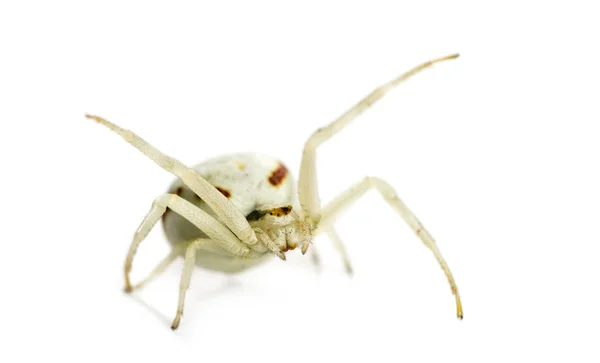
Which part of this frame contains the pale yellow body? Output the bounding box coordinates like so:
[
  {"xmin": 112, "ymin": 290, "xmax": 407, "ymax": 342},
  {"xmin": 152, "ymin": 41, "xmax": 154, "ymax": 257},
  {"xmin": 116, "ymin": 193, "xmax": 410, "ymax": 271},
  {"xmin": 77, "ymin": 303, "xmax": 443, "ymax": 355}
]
[{"xmin": 86, "ymin": 53, "xmax": 464, "ymax": 329}]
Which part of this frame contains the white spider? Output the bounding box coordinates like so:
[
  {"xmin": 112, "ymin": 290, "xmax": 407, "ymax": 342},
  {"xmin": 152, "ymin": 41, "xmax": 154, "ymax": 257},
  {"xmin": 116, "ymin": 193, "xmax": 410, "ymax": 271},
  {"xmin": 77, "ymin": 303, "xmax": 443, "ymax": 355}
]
[{"xmin": 86, "ymin": 53, "xmax": 463, "ymax": 329}]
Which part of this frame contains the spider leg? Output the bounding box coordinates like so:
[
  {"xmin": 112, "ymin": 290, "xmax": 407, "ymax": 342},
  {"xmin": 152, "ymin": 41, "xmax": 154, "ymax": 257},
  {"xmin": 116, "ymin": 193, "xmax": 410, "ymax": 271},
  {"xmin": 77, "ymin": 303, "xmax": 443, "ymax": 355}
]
[
  {"xmin": 323, "ymin": 226, "xmax": 353, "ymax": 276},
  {"xmin": 123, "ymin": 193, "xmax": 260, "ymax": 292},
  {"xmin": 86, "ymin": 114, "xmax": 258, "ymax": 246},
  {"xmin": 318, "ymin": 176, "xmax": 463, "ymax": 319},
  {"xmin": 129, "ymin": 241, "xmax": 187, "ymax": 292},
  {"xmin": 127, "ymin": 235, "xmax": 250, "ymax": 329},
  {"xmin": 170, "ymin": 238, "xmax": 237, "ymax": 330},
  {"xmin": 298, "ymin": 54, "xmax": 459, "ymax": 225}
]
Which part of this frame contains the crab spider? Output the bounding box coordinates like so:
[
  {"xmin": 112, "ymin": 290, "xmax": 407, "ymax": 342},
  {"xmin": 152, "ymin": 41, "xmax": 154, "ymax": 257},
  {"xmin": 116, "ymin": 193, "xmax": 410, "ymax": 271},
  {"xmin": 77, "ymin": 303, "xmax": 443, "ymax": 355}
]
[{"xmin": 86, "ymin": 53, "xmax": 463, "ymax": 329}]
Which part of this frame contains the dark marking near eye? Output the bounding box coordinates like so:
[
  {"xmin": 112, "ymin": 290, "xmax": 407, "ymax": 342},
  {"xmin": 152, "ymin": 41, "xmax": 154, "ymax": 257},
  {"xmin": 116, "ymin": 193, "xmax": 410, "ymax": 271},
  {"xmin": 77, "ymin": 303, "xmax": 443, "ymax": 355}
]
[
  {"xmin": 268, "ymin": 163, "xmax": 288, "ymax": 186},
  {"xmin": 175, "ymin": 187, "xmax": 183, "ymax": 196},
  {"xmin": 246, "ymin": 209, "xmax": 266, "ymax": 221},
  {"xmin": 215, "ymin": 186, "xmax": 231, "ymax": 198},
  {"xmin": 247, "ymin": 205, "xmax": 292, "ymax": 221}
]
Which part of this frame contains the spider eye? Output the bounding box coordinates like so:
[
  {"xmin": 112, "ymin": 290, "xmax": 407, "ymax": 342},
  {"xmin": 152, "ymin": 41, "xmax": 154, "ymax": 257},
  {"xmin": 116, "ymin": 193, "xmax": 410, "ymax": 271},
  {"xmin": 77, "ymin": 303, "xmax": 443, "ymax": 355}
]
[{"xmin": 266, "ymin": 206, "xmax": 292, "ymax": 217}]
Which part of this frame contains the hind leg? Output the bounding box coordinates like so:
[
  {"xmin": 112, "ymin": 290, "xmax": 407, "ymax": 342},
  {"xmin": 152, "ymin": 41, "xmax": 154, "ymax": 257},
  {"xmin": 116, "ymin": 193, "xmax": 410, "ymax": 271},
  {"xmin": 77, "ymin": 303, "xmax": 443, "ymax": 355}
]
[
  {"xmin": 171, "ymin": 238, "xmax": 233, "ymax": 329},
  {"xmin": 128, "ymin": 242, "xmax": 188, "ymax": 292},
  {"xmin": 123, "ymin": 193, "xmax": 260, "ymax": 292},
  {"xmin": 320, "ymin": 176, "xmax": 462, "ymax": 319}
]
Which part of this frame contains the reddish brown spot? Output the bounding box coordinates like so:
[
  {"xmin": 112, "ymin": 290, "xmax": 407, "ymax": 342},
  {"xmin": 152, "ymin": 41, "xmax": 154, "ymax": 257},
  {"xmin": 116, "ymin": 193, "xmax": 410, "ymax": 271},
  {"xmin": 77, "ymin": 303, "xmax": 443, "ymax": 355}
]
[
  {"xmin": 280, "ymin": 243, "xmax": 297, "ymax": 253},
  {"xmin": 215, "ymin": 186, "xmax": 231, "ymax": 198},
  {"xmin": 268, "ymin": 163, "xmax": 288, "ymax": 186},
  {"xmin": 175, "ymin": 187, "xmax": 183, "ymax": 196}
]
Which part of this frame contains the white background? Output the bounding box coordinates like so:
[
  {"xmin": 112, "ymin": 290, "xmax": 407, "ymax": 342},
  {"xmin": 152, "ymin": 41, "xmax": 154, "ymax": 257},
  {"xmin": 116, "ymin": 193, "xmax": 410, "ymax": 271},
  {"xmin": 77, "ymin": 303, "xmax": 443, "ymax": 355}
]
[{"xmin": 1, "ymin": 1, "xmax": 599, "ymax": 362}]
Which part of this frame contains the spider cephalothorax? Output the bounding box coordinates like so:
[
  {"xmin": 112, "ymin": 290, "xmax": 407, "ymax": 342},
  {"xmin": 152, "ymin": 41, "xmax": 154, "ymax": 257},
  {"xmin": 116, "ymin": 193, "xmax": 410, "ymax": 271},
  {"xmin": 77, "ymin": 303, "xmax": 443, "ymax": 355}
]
[
  {"xmin": 248, "ymin": 205, "xmax": 314, "ymax": 259},
  {"xmin": 87, "ymin": 53, "xmax": 463, "ymax": 330}
]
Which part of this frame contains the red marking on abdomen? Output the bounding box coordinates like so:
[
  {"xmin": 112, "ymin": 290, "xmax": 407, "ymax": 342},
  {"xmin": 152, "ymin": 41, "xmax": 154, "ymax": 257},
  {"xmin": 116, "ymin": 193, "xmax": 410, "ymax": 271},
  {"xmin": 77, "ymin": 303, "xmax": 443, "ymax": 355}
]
[
  {"xmin": 215, "ymin": 186, "xmax": 231, "ymax": 198},
  {"xmin": 268, "ymin": 163, "xmax": 288, "ymax": 186}
]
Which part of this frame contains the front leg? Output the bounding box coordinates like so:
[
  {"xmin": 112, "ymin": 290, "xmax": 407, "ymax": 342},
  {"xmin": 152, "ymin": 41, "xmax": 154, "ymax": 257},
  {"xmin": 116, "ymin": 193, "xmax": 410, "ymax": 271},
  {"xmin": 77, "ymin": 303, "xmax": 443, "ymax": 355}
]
[
  {"xmin": 86, "ymin": 114, "xmax": 258, "ymax": 246},
  {"xmin": 297, "ymin": 54, "xmax": 459, "ymax": 227},
  {"xmin": 318, "ymin": 176, "xmax": 463, "ymax": 319}
]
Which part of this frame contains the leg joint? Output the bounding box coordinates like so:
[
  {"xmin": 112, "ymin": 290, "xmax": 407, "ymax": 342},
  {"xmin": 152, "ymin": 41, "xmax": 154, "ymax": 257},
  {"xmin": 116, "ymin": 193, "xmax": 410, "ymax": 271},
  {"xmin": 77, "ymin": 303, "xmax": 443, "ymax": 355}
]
[{"xmin": 152, "ymin": 193, "xmax": 178, "ymax": 208}]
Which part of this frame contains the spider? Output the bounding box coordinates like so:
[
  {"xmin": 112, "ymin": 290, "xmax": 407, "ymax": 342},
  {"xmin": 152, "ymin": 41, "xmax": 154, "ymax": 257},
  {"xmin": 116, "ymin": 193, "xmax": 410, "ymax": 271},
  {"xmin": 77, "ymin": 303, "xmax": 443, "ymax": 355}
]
[{"xmin": 86, "ymin": 53, "xmax": 463, "ymax": 329}]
